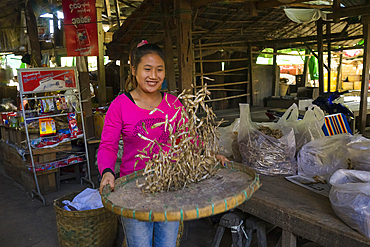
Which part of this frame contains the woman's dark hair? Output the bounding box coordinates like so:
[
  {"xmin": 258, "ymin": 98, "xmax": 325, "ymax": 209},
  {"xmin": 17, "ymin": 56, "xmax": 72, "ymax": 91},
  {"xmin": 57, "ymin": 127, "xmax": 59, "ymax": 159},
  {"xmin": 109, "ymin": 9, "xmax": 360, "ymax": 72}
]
[{"xmin": 124, "ymin": 43, "xmax": 165, "ymax": 92}]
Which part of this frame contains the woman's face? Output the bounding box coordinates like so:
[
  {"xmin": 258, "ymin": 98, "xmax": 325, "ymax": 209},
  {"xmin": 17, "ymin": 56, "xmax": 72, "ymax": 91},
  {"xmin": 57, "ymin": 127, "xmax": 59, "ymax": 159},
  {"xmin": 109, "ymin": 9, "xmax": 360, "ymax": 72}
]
[{"xmin": 132, "ymin": 53, "xmax": 165, "ymax": 93}]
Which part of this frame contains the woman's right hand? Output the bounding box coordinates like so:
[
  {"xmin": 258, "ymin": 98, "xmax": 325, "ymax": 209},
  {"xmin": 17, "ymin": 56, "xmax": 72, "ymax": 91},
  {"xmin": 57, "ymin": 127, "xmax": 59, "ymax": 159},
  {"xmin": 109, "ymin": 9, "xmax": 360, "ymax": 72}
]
[{"xmin": 99, "ymin": 172, "xmax": 115, "ymax": 194}]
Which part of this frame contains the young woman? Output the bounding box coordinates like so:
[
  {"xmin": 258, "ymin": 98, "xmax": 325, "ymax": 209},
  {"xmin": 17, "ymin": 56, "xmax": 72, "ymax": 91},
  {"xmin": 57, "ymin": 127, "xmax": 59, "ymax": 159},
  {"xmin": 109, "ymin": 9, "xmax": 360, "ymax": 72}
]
[{"xmin": 98, "ymin": 42, "xmax": 226, "ymax": 247}]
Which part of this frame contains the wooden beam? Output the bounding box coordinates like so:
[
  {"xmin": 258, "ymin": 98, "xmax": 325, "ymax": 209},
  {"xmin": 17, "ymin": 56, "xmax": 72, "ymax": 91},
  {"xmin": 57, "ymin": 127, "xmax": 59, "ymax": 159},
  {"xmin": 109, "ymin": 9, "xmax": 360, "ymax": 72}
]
[
  {"xmin": 328, "ymin": 4, "xmax": 370, "ymax": 19},
  {"xmin": 327, "ymin": 22, "xmax": 331, "ymax": 92},
  {"xmin": 251, "ymin": 32, "xmax": 348, "ymax": 46},
  {"xmin": 25, "ymin": 0, "xmax": 41, "ymax": 67},
  {"xmin": 162, "ymin": 0, "xmax": 176, "ymax": 93},
  {"xmin": 317, "ymin": 18, "xmax": 324, "ymax": 95},
  {"xmin": 248, "ymin": 43, "xmax": 254, "ymax": 106},
  {"xmin": 104, "ymin": 0, "xmax": 113, "ymax": 27},
  {"xmin": 359, "ymin": 15, "xmax": 370, "ymax": 133},
  {"xmin": 244, "ymin": 2, "xmax": 258, "ymax": 17},
  {"xmin": 191, "ymin": 0, "xmax": 315, "ymax": 9},
  {"xmin": 97, "ymin": 0, "xmax": 107, "ymax": 105},
  {"xmin": 175, "ymin": 0, "xmax": 193, "ymax": 93}
]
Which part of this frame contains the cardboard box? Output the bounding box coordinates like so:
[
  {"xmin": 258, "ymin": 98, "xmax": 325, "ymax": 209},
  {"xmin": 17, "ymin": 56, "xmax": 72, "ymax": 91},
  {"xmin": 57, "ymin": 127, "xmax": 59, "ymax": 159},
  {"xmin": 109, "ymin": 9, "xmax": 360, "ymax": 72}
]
[
  {"xmin": 354, "ymin": 81, "xmax": 362, "ymax": 90},
  {"xmin": 342, "ymin": 82, "xmax": 353, "ymax": 90},
  {"xmin": 348, "ymin": 75, "xmax": 361, "ymax": 82}
]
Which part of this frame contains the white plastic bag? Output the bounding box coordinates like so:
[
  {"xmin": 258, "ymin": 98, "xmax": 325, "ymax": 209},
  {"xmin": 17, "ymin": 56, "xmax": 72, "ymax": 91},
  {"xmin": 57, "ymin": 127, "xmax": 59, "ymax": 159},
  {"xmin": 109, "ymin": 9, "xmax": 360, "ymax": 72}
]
[
  {"xmin": 329, "ymin": 169, "xmax": 370, "ymax": 238},
  {"xmin": 218, "ymin": 118, "xmax": 240, "ymax": 158},
  {"xmin": 62, "ymin": 188, "xmax": 103, "ymax": 211},
  {"xmin": 278, "ymin": 104, "xmax": 325, "ymax": 152},
  {"xmin": 238, "ymin": 103, "xmax": 296, "ymax": 175},
  {"xmin": 297, "ymin": 133, "xmax": 353, "ymax": 181},
  {"xmin": 347, "ymin": 135, "xmax": 370, "ymax": 172}
]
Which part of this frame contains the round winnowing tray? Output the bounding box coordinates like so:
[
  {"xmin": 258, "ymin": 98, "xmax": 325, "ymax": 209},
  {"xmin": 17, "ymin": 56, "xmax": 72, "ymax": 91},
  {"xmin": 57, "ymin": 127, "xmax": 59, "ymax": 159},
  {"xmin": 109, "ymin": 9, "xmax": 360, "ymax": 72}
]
[{"xmin": 101, "ymin": 162, "xmax": 260, "ymax": 222}]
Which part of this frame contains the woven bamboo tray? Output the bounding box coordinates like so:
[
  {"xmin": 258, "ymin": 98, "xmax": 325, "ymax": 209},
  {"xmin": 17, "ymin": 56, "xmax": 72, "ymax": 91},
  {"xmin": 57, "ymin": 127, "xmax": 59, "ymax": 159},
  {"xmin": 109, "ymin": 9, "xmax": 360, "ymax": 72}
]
[{"xmin": 102, "ymin": 162, "xmax": 261, "ymax": 222}]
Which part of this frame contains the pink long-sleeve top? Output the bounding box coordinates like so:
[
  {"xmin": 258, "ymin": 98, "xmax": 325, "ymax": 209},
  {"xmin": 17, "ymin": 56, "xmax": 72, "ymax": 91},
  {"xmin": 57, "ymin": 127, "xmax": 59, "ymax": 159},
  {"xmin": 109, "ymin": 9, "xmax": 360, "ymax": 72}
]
[{"xmin": 97, "ymin": 92, "xmax": 184, "ymax": 177}]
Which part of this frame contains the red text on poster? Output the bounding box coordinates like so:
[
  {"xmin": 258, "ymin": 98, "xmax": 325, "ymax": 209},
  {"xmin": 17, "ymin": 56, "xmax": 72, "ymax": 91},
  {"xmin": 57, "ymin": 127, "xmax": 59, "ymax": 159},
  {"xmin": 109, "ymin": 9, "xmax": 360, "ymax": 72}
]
[
  {"xmin": 20, "ymin": 69, "xmax": 77, "ymax": 93},
  {"xmin": 62, "ymin": 0, "xmax": 99, "ymax": 56}
]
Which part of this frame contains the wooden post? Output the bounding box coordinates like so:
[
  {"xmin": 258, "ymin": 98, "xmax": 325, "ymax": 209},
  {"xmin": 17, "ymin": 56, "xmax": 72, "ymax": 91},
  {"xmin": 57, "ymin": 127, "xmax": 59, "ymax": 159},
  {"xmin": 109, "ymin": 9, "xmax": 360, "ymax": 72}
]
[
  {"xmin": 359, "ymin": 16, "xmax": 370, "ymax": 133},
  {"xmin": 336, "ymin": 53, "xmax": 343, "ymax": 91},
  {"xmin": 53, "ymin": 13, "xmax": 61, "ymax": 47},
  {"xmin": 175, "ymin": 0, "xmax": 193, "ymax": 93},
  {"xmin": 272, "ymin": 46, "xmax": 278, "ymax": 96},
  {"xmin": 282, "ymin": 229, "xmax": 297, "ymax": 247},
  {"xmin": 76, "ymin": 57, "xmax": 94, "ymax": 139},
  {"xmin": 333, "ymin": 0, "xmax": 341, "ymax": 23},
  {"xmin": 25, "ymin": 0, "xmax": 41, "ymax": 67},
  {"xmin": 327, "ymin": 22, "xmax": 331, "ymax": 92},
  {"xmin": 162, "ymin": 0, "xmax": 176, "ymax": 93},
  {"xmin": 199, "ymin": 40, "xmax": 204, "ymax": 87},
  {"xmin": 97, "ymin": 0, "xmax": 107, "ymax": 105},
  {"xmin": 248, "ymin": 43, "xmax": 254, "ymax": 106},
  {"xmin": 303, "ymin": 49, "xmax": 310, "ymax": 87},
  {"xmin": 317, "ymin": 18, "xmax": 324, "ymax": 94},
  {"xmin": 120, "ymin": 57, "xmax": 128, "ymax": 93}
]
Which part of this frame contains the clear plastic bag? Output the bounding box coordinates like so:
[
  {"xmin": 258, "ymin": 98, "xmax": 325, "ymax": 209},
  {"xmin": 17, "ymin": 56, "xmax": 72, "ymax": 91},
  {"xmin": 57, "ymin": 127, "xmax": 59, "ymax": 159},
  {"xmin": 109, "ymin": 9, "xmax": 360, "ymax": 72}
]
[
  {"xmin": 297, "ymin": 133, "xmax": 353, "ymax": 181},
  {"xmin": 62, "ymin": 188, "xmax": 103, "ymax": 211},
  {"xmin": 329, "ymin": 169, "xmax": 370, "ymax": 238},
  {"xmin": 218, "ymin": 118, "xmax": 240, "ymax": 158},
  {"xmin": 278, "ymin": 104, "xmax": 325, "ymax": 152},
  {"xmin": 347, "ymin": 135, "xmax": 370, "ymax": 172},
  {"xmin": 238, "ymin": 103, "xmax": 296, "ymax": 175}
]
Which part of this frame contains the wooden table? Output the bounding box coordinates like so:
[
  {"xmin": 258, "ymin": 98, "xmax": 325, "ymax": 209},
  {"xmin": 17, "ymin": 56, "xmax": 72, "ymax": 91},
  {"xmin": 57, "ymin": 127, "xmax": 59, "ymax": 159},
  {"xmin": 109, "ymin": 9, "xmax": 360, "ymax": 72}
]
[{"xmin": 238, "ymin": 175, "xmax": 370, "ymax": 247}]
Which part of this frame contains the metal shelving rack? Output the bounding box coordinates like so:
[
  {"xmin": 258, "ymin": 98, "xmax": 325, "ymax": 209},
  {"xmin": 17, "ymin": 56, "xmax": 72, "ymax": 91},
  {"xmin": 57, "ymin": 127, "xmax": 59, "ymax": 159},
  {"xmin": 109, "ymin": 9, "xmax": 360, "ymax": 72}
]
[{"xmin": 18, "ymin": 67, "xmax": 94, "ymax": 205}]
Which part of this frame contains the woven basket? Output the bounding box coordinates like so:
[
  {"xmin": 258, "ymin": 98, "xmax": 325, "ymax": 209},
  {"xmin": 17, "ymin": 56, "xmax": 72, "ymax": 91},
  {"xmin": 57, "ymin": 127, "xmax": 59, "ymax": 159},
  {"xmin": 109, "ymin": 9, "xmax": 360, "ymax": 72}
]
[{"xmin": 54, "ymin": 191, "xmax": 118, "ymax": 247}]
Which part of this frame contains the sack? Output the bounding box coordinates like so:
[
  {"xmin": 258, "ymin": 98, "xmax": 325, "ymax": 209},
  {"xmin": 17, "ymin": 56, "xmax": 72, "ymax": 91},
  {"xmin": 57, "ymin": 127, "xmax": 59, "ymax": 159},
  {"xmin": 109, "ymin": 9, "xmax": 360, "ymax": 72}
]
[
  {"xmin": 347, "ymin": 135, "xmax": 370, "ymax": 171},
  {"xmin": 278, "ymin": 104, "xmax": 325, "ymax": 152},
  {"xmin": 218, "ymin": 118, "xmax": 240, "ymax": 158},
  {"xmin": 329, "ymin": 169, "xmax": 370, "ymax": 238},
  {"xmin": 238, "ymin": 103, "xmax": 296, "ymax": 175},
  {"xmin": 297, "ymin": 133, "xmax": 353, "ymax": 181}
]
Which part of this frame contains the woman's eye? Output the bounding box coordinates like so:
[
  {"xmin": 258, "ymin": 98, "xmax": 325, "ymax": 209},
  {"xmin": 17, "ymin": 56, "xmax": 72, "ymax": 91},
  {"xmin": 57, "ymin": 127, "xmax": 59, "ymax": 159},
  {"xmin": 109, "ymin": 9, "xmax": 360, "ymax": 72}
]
[
  {"xmin": 157, "ymin": 69, "xmax": 163, "ymax": 72},
  {"xmin": 144, "ymin": 68, "xmax": 150, "ymax": 71}
]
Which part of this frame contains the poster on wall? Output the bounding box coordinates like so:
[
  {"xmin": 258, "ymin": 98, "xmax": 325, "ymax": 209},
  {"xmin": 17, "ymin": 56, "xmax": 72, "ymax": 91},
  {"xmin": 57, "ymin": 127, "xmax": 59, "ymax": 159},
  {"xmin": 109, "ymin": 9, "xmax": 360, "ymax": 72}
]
[
  {"xmin": 62, "ymin": 0, "xmax": 99, "ymax": 56},
  {"xmin": 18, "ymin": 67, "xmax": 78, "ymax": 94}
]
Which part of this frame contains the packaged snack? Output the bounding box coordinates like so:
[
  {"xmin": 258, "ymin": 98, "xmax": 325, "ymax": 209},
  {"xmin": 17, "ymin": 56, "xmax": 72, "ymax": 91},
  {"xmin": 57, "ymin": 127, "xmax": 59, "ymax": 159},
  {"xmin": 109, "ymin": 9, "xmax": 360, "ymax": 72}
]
[
  {"xmin": 39, "ymin": 118, "xmax": 56, "ymax": 137},
  {"xmin": 68, "ymin": 112, "xmax": 79, "ymax": 138},
  {"xmin": 40, "ymin": 97, "xmax": 55, "ymax": 113}
]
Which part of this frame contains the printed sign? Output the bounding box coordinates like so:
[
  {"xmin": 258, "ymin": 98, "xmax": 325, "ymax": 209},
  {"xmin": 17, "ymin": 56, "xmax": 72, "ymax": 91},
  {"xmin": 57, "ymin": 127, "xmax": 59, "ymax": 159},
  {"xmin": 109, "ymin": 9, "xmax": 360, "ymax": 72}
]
[
  {"xmin": 62, "ymin": 0, "xmax": 99, "ymax": 56},
  {"xmin": 18, "ymin": 68, "xmax": 78, "ymax": 93}
]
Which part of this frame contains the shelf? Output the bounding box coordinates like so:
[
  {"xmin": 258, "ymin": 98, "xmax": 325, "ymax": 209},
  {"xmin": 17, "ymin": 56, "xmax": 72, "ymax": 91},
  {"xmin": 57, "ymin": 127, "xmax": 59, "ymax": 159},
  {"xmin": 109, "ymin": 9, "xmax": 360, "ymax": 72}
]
[
  {"xmin": 22, "ymin": 92, "xmax": 78, "ymax": 100},
  {"xmin": 32, "ymin": 143, "xmax": 72, "ymax": 155},
  {"xmin": 29, "ymin": 154, "xmax": 86, "ymax": 173},
  {"xmin": 25, "ymin": 111, "xmax": 82, "ymax": 121},
  {"xmin": 31, "ymin": 134, "xmax": 84, "ymax": 150}
]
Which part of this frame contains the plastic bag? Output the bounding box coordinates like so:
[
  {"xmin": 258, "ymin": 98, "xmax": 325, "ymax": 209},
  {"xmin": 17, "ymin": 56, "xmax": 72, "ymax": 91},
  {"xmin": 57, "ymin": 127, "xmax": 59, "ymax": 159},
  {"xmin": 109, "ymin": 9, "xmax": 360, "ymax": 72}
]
[
  {"xmin": 238, "ymin": 103, "xmax": 296, "ymax": 175},
  {"xmin": 218, "ymin": 118, "xmax": 239, "ymax": 158},
  {"xmin": 62, "ymin": 188, "xmax": 103, "ymax": 211},
  {"xmin": 278, "ymin": 104, "xmax": 325, "ymax": 152},
  {"xmin": 297, "ymin": 133, "xmax": 354, "ymax": 181},
  {"xmin": 329, "ymin": 169, "xmax": 370, "ymax": 238},
  {"xmin": 347, "ymin": 135, "xmax": 370, "ymax": 171}
]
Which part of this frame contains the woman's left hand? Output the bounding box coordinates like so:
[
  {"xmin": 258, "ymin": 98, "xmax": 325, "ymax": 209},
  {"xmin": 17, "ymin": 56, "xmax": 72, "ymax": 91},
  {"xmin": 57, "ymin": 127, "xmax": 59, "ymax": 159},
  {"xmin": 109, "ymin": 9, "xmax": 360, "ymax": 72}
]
[{"xmin": 215, "ymin": 154, "xmax": 229, "ymax": 167}]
